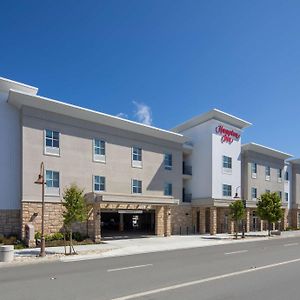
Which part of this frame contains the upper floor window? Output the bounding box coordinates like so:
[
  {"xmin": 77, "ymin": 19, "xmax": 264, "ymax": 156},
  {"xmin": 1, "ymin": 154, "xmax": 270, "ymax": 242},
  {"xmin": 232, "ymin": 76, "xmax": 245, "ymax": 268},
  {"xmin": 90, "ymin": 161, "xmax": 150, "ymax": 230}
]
[
  {"xmin": 251, "ymin": 187, "xmax": 257, "ymax": 200},
  {"xmin": 285, "ymin": 171, "xmax": 289, "ymax": 181},
  {"xmin": 265, "ymin": 166, "xmax": 271, "ymax": 180},
  {"xmin": 223, "ymin": 156, "xmax": 232, "ymax": 169},
  {"xmin": 164, "ymin": 153, "xmax": 173, "ymax": 170},
  {"xmin": 45, "ymin": 129, "xmax": 60, "ymax": 156},
  {"xmin": 164, "ymin": 183, "xmax": 173, "ymax": 196},
  {"xmin": 94, "ymin": 175, "xmax": 105, "ymax": 192},
  {"xmin": 278, "ymin": 191, "xmax": 282, "ymax": 200},
  {"xmin": 277, "ymin": 169, "xmax": 282, "ymax": 182},
  {"xmin": 132, "ymin": 179, "xmax": 142, "ymax": 194},
  {"xmin": 251, "ymin": 163, "xmax": 257, "ymax": 178},
  {"xmin": 132, "ymin": 147, "xmax": 142, "ymax": 168},
  {"xmin": 93, "ymin": 139, "xmax": 106, "ymax": 163},
  {"xmin": 45, "ymin": 170, "xmax": 60, "ymax": 196},
  {"xmin": 285, "ymin": 192, "xmax": 289, "ymax": 202},
  {"xmin": 222, "ymin": 184, "xmax": 232, "ymax": 197},
  {"xmin": 266, "ymin": 189, "xmax": 271, "ymax": 194}
]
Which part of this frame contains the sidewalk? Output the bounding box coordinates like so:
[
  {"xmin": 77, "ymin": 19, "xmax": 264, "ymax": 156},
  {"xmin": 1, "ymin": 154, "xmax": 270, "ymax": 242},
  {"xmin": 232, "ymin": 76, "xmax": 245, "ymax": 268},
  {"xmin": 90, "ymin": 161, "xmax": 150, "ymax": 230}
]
[{"xmin": 2, "ymin": 230, "xmax": 300, "ymax": 267}]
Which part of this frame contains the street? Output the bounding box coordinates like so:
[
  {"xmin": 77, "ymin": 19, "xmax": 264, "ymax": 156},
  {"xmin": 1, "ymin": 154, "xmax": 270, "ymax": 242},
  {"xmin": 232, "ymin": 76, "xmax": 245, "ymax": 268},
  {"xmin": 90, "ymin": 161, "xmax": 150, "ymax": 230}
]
[{"xmin": 1, "ymin": 236, "xmax": 300, "ymax": 300}]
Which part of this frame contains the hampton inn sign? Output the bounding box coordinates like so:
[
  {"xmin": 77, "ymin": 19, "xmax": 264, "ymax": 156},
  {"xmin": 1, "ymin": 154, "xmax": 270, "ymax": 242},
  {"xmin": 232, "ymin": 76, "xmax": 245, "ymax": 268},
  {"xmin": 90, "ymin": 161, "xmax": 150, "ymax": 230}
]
[{"xmin": 215, "ymin": 125, "xmax": 241, "ymax": 144}]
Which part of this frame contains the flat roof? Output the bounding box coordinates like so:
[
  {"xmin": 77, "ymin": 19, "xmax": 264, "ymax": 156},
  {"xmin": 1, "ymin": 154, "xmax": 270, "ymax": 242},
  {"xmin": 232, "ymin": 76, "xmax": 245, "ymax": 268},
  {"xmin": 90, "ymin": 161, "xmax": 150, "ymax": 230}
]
[
  {"xmin": 7, "ymin": 89, "xmax": 186, "ymax": 144},
  {"xmin": 289, "ymin": 158, "xmax": 300, "ymax": 165},
  {"xmin": 172, "ymin": 108, "xmax": 252, "ymax": 133},
  {"xmin": 242, "ymin": 142, "xmax": 293, "ymax": 160},
  {"xmin": 0, "ymin": 77, "xmax": 38, "ymax": 95}
]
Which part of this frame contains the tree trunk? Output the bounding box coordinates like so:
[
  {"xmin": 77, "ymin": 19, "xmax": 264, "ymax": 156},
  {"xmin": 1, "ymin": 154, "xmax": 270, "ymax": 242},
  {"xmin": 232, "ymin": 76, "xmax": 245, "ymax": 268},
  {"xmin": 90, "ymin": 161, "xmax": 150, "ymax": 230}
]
[
  {"xmin": 69, "ymin": 228, "xmax": 72, "ymax": 254},
  {"xmin": 268, "ymin": 222, "xmax": 271, "ymax": 236},
  {"xmin": 235, "ymin": 220, "xmax": 238, "ymax": 239}
]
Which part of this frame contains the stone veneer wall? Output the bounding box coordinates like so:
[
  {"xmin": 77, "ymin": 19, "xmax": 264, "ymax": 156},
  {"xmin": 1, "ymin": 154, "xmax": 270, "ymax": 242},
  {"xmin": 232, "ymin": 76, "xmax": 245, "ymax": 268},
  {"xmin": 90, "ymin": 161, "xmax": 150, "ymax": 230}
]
[
  {"xmin": 0, "ymin": 209, "xmax": 21, "ymax": 237},
  {"xmin": 21, "ymin": 202, "xmax": 90, "ymax": 239},
  {"xmin": 171, "ymin": 205, "xmax": 193, "ymax": 235}
]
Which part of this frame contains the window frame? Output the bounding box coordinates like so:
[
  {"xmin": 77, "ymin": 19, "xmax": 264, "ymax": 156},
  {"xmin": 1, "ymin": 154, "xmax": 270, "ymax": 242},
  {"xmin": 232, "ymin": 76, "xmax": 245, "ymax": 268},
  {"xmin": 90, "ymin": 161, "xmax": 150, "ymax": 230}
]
[
  {"xmin": 251, "ymin": 162, "xmax": 257, "ymax": 178},
  {"xmin": 222, "ymin": 184, "xmax": 232, "ymax": 197},
  {"xmin": 44, "ymin": 129, "xmax": 60, "ymax": 156},
  {"xmin": 93, "ymin": 139, "xmax": 106, "ymax": 163},
  {"xmin": 93, "ymin": 175, "xmax": 106, "ymax": 192},
  {"xmin": 251, "ymin": 187, "xmax": 257, "ymax": 200},
  {"xmin": 164, "ymin": 153, "xmax": 173, "ymax": 170},
  {"xmin": 277, "ymin": 169, "xmax": 282, "ymax": 182},
  {"xmin": 45, "ymin": 170, "xmax": 60, "ymax": 196},
  {"xmin": 265, "ymin": 166, "xmax": 271, "ymax": 181},
  {"xmin": 132, "ymin": 147, "xmax": 143, "ymax": 168},
  {"xmin": 132, "ymin": 179, "xmax": 142, "ymax": 194},
  {"xmin": 164, "ymin": 182, "xmax": 173, "ymax": 196}
]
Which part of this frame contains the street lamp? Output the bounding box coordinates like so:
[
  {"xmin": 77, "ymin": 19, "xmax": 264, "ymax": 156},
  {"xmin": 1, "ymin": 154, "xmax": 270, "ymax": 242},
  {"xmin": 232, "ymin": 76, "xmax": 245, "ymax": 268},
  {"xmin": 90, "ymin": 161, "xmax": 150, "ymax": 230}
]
[
  {"xmin": 233, "ymin": 186, "xmax": 245, "ymax": 239},
  {"xmin": 34, "ymin": 162, "xmax": 46, "ymax": 257}
]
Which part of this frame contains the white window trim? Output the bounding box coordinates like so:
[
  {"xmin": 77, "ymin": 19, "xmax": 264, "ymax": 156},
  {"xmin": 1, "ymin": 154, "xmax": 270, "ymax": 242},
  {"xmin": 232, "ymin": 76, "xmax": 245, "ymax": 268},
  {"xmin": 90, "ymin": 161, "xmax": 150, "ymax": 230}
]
[
  {"xmin": 164, "ymin": 182, "xmax": 173, "ymax": 196},
  {"xmin": 164, "ymin": 153, "xmax": 173, "ymax": 171},
  {"xmin": 45, "ymin": 170, "xmax": 60, "ymax": 197},
  {"xmin": 131, "ymin": 147, "xmax": 143, "ymax": 169},
  {"xmin": 222, "ymin": 184, "xmax": 232, "ymax": 198},
  {"xmin": 251, "ymin": 188, "xmax": 257, "ymax": 201},
  {"xmin": 44, "ymin": 129, "xmax": 60, "ymax": 157},
  {"xmin": 93, "ymin": 175, "xmax": 106, "ymax": 192},
  {"xmin": 93, "ymin": 139, "xmax": 106, "ymax": 163},
  {"xmin": 132, "ymin": 179, "xmax": 142, "ymax": 194},
  {"xmin": 251, "ymin": 163, "xmax": 257, "ymax": 179}
]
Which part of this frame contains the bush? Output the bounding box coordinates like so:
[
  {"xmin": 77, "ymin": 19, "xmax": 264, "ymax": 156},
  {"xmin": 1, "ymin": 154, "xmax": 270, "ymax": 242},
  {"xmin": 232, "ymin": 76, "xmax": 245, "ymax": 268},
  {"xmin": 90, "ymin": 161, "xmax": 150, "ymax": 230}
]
[
  {"xmin": 35, "ymin": 232, "xmax": 64, "ymax": 241},
  {"xmin": 72, "ymin": 232, "xmax": 85, "ymax": 242}
]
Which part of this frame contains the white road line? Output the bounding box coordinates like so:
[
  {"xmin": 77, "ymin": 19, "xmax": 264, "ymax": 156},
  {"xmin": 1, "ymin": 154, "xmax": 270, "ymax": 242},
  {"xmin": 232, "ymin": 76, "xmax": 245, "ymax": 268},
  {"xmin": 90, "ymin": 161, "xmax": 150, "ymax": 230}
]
[
  {"xmin": 224, "ymin": 250, "xmax": 248, "ymax": 255},
  {"xmin": 284, "ymin": 243, "xmax": 299, "ymax": 247},
  {"xmin": 111, "ymin": 257, "xmax": 300, "ymax": 300},
  {"xmin": 107, "ymin": 264, "xmax": 153, "ymax": 272}
]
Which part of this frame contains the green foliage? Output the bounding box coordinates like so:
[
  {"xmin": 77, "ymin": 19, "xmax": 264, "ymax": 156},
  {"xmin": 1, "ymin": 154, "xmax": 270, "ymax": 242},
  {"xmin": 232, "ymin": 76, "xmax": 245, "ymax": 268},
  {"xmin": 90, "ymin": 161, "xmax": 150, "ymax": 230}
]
[
  {"xmin": 35, "ymin": 231, "xmax": 64, "ymax": 241},
  {"xmin": 257, "ymin": 192, "xmax": 283, "ymax": 235},
  {"xmin": 62, "ymin": 184, "xmax": 87, "ymax": 228},
  {"xmin": 229, "ymin": 200, "xmax": 245, "ymax": 239}
]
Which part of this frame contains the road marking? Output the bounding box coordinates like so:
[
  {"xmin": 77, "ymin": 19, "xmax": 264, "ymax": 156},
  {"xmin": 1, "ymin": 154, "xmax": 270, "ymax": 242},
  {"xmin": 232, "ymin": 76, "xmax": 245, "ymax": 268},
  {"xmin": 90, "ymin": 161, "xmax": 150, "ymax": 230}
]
[
  {"xmin": 224, "ymin": 250, "xmax": 248, "ymax": 255},
  {"xmin": 111, "ymin": 257, "xmax": 300, "ymax": 300},
  {"xmin": 107, "ymin": 264, "xmax": 153, "ymax": 272},
  {"xmin": 284, "ymin": 243, "xmax": 298, "ymax": 247}
]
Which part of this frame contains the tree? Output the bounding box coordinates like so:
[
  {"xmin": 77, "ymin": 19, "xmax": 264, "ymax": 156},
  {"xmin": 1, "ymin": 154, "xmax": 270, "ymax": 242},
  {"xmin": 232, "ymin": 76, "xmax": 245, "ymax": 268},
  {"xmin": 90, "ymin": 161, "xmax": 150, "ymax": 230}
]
[
  {"xmin": 256, "ymin": 192, "xmax": 283, "ymax": 236},
  {"xmin": 62, "ymin": 184, "xmax": 87, "ymax": 254},
  {"xmin": 229, "ymin": 200, "xmax": 245, "ymax": 239}
]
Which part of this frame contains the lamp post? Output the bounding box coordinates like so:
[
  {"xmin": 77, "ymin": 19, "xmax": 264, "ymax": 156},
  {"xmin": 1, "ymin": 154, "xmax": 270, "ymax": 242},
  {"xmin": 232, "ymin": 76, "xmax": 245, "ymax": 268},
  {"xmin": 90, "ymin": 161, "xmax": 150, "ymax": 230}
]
[
  {"xmin": 233, "ymin": 186, "xmax": 246, "ymax": 239},
  {"xmin": 34, "ymin": 162, "xmax": 46, "ymax": 257}
]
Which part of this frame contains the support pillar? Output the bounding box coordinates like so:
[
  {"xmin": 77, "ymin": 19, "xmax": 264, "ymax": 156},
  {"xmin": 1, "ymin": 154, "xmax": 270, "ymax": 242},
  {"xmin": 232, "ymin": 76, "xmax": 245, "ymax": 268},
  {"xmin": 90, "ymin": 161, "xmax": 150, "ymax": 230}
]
[
  {"xmin": 228, "ymin": 221, "xmax": 234, "ymax": 234},
  {"xmin": 260, "ymin": 219, "xmax": 264, "ymax": 231},
  {"xmin": 119, "ymin": 213, "xmax": 124, "ymax": 232},
  {"xmin": 199, "ymin": 208, "xmax": 206, "ymax": 234},
  {"xmin": 164, "ymin": 206, "xmax": 171, "ymax": 237},
  {"xmin": 93, "ymin": 207, "xmax": 101, "ymax": 243},
  {"xmin": 210, "ymin": 207, "xmax": 217, "ymax": 235},
  {"xmin": 281, "ymin": 209, "xmax": 288, "ymax": 231},
  {"xmin": 245, "ymin": 209, "xmax": 250, "ymax": 232},
  {"xmin": 155, "ymin": 206, "xmax": 164, "ymax": 236}
]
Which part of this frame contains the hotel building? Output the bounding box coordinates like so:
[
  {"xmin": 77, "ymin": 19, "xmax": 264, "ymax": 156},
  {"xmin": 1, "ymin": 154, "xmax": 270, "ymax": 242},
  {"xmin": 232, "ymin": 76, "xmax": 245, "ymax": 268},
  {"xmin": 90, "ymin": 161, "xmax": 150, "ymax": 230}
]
[{"xmin": 0, "ymin": 76, "xmax": 299, "ymax": 242}]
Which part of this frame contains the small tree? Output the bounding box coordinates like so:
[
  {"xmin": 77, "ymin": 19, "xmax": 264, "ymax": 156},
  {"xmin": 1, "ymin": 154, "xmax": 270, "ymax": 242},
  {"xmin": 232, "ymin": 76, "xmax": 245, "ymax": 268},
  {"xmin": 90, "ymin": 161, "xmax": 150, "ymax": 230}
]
[
  {"xmin": 229, "ymin": 200, "xmax": 245, "ymax": 239},
  {"xmin": 256, "ymin": 192, "xmax": 283, "ymax": 236},
  {"xmin": 62, "ymin": 184, "xmax": 87, "ymax": 254}
]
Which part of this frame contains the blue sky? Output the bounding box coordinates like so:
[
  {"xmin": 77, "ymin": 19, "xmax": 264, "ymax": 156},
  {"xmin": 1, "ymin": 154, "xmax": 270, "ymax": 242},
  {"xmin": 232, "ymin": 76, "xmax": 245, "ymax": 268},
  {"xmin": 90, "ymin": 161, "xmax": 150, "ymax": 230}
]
[{"xmin": 1, "ymin": 1, "xmax": 300, "ymax": 155}]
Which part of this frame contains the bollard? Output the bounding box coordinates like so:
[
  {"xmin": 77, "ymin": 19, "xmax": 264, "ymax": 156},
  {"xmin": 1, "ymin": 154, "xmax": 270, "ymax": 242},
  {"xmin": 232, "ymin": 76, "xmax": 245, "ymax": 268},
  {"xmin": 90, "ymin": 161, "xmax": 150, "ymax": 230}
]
[{"xmin": 0, "ymin": 245, "xmax": 14, "ymax": 262}]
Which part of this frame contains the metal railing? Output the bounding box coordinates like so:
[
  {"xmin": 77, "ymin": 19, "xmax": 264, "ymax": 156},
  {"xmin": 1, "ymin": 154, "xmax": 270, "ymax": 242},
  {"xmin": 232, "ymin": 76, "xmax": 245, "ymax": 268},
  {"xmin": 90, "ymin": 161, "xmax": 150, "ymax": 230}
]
[{"xmin": 183, "ymin": 165, "xmax": 192, "ymax": 175}]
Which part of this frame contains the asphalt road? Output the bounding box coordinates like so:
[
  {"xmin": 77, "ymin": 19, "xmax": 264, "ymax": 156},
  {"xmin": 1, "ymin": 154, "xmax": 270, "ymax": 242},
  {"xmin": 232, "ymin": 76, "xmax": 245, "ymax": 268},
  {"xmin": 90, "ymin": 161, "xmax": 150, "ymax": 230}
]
[{"xmin": 1, "ymin": 236, "xmax": 300, "ymax": 300}]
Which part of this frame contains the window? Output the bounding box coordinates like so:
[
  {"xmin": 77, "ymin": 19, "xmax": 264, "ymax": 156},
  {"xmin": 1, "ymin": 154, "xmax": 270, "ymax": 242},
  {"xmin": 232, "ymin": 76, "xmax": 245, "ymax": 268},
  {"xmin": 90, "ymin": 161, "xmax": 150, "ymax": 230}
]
[
  {"xmin": 45, "ymin": 129, "xmax": 60, "ymax": 155},
  {"xmin": 285, "ymin": 192, "xmax": 289, "ymax": 202},
  {"xmin": 93, "ymin": 139, "xmax": 106, "ymax": 162},
  {"xmin": 278, "ymin": 191, "xmax": 282, "ymax": 200},
  {"xmin": 132, "ymin": 179, "xmax": 142, "ymax": 194},
  {"xmin": 223, "ymin": 156, "xmax": 232, "ymax": 169},
  {"xmin": 251, "ymin": 187, "xmax": 257, "ymax": 200},
  {"xmin": 278, "ymin": 169, "xmax": 282, "ymax": 182},
  {"xmin": 164, "ymin": 183, "xmax": 173, "ymax": 196},
  {"xmin": 132, "ymin": 147, "xmax": 142, "ymax": 168},
  {"xmin": 45, "ymin": 170, "xmax": 60, "ymax": 196},
  {"xmin": 164, "ymin": 153, "xmax": 173, "ymax": 170},
  {"xmin": 265, "ymin": 166, "xmax": 271, "ymax": 180},
  {"xmin": 251, "ymin": 163, "xmax": 257, "ymax": 178},
  {"xmin": 222, "ymin": 184, "xmax": 232, "ymax": 197},
  {"xmin": 94, "ymin": 176, "xmax": 105, "ymax": 192},
  {"xmin": 285, "ymin": 171, "xmax": 289, "ymax": 181},
  {"xmin": 266, "ymin": 189, "xmax": 271, "ymax": 194}
]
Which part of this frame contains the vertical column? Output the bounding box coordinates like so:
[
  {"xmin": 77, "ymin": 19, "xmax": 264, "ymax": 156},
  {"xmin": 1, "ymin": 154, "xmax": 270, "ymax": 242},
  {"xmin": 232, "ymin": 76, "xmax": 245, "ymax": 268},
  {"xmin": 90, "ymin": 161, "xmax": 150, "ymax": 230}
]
[
  {"xmin": 210, "ymin": 207, "xmax": 217, "ymax": 235},
  {"xmin": 260, "ymin": 219, "xmax": 264, "ymax": 231},
  {"xmin": 192, "ymin": 208, "xmax": 197, "ymax": 233},
  {"xmin": 93, "ymin": 207, "xmax": 101, "ymax": 243},
  {"xmin": 119, "ymin": 213, "xmax": 124, "ymax": 232},
  {"xmin": 155, "ymin": 206, "xmax": 164, "ymax": 236},
  {"xmin": 245, "ymin": 209, "xmax": 250, "ymax": 232},
  {"xmin": 281, "ymin": 209, "xmax": 288, "ymax": 231},
  {"xmin": 199, "ymin": 208, "xmax": 206, "ymax": 234},
  {"xmin": 228, "ymin": 220, "xmax": 234, "ymax": 234},
  {"xmin": 164, "ymin": 206, "xmax": 171, "ymax": 237}
]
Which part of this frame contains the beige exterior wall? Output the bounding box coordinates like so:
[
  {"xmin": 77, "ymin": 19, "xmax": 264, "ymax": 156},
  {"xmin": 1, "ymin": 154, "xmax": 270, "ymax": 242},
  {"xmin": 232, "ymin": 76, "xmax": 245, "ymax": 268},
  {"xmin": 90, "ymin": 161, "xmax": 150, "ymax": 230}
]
[
  {"xmin": 242, "ymin": 151, "xmax": 285, "ymax": 201},
  {"xmin": 21, "ymin": 106, "xmax": 182, "ymax": 204}
]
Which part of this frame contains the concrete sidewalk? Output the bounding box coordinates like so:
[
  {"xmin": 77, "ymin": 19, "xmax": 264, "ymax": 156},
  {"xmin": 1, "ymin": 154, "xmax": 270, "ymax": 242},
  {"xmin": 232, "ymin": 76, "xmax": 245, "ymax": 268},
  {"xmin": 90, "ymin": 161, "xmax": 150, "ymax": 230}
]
[{"xmin": 4, "ymin": 230, "xmax": 297, "ymax": 266}]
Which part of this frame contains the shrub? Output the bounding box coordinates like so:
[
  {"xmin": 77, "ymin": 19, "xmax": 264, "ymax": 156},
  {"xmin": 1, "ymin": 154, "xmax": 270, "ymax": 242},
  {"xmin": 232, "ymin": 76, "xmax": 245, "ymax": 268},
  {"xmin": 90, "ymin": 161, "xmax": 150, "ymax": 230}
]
[{"xmin": 72, "ymin": 232, "xmax": 85, "ymax": 242}]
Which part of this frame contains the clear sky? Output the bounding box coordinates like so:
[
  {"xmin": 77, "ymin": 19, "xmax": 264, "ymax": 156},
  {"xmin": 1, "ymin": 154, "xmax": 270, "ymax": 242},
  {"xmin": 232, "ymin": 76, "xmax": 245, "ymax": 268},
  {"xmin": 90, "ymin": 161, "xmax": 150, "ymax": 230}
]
[{"xmin": 1, "ymin": 1, "xmax": 300, "ymax": 155}]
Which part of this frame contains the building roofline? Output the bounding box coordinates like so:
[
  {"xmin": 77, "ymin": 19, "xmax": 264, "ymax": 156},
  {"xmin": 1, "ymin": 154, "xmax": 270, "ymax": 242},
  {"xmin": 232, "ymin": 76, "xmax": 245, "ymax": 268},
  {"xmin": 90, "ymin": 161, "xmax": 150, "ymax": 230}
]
[
  {"xmin": 7, "ymin": 89, "xmax": 186, "ymax": 144},
  {"xmin": 171, "ymin": 108, "xmax": 252, "ymax": 133},
  {"xmin": 0, "ymin": 77, "xmax": 38, "ymax": 95},
  {"xmin": 242, "ymin": 142, "xmax": 293, "ymax": 160},
  {"xmin": 288, "ymin": 158, "xmax": 300, "ymax": 165}
]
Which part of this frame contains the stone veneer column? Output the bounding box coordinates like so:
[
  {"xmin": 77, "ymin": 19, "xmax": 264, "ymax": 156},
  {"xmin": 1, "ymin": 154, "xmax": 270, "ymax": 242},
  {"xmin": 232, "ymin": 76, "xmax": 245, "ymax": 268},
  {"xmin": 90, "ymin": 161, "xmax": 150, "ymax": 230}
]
[
  {"xmin": 155, "ymin": 206, "xmax": 165, "ymax": 236},
  {"xmin": 228, "ymin": 220, "xmax": 234, "ymax": 234},
  {"xmin": 281, "ymin": 209, "xmax": 288, "ymax": 230},
  {"xmin": 245, "ymin": 209, "xmax": 250, "ymax": 232},
  {"xmin": 93, "ymin": 207, "xmax": 101, "ymax": 243},
  {"xmin": 260, "ymin": 219, "xmax": 264, "ymax": 231},
  {"xmin": 164, "ymin": 206, "xmax": 171, "ymax": 237},
  {"xmin": 119, "ymin": 213, "xmax": 124, "ymax": 232},
  {"xmin": 199, "ymin": 208, "xmax": 206, "ymax": 234},
  {"xmin": 210, "ymin": 207, "xmax": 217, "ymax": 235}
]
